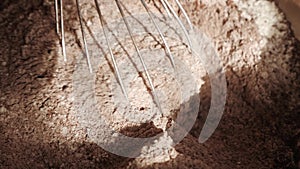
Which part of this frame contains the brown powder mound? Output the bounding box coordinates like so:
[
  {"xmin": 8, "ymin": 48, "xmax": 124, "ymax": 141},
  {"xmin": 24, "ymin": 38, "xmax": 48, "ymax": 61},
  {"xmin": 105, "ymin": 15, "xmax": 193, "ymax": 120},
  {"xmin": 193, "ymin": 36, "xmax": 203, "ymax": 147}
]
[{"xmin": 0, "ymin": 0, "xmax": 299, "ymax": 169}]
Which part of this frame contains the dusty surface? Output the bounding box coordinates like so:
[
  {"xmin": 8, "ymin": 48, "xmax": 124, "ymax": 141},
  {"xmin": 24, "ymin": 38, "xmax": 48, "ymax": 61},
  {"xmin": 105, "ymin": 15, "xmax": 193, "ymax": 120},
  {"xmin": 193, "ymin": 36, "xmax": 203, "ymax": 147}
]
[
  {"xmin": 275, "ymin": 0, "xmax": 300, "ymax": 40},
  {"xmin": 0, "ymin": 0, "xmax": 299, "ymax": 168}
]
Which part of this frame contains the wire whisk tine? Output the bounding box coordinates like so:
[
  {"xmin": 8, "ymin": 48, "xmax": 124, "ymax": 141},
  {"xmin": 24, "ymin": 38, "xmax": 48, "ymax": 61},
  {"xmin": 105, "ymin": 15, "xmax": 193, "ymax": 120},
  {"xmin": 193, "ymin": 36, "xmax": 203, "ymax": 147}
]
[
  {"xmin": 140, "ymin": 0, "xmax": 176, "ymax": 69},
  {"xmin": 55, "ymin": 0, "xmax": 59, "ymax": 34},
  {"xmin": 55, "ymin": 0, "xmax": 67, "ymax": 61},
  {"xmin": 75, "ymin": 0, "xmax": 93, "ymax": 73},
  {"xmin": 60, "ymin": 0, "xmax": 67, "ymax": 62},
  {"xmin": 174, "ymin": 0, "xmax": 193, "ymax": 31},
  {"xmin": 55, "ymin": 0, "xmax": 194, "ymax": 114},
  {"xmin": 160, "ymin": 0, "xmax": 192, "ymax": 50},
  {"xmin": 159, "ymin": 0, "xmax": 172, "ymax": 18},
  {"xmin": 94, "ymin": 0, "xmax": 129, "ymax": 101},
  {"xmin": 115, "ymin": 0, "xmax": 164, "ymax": 115}
]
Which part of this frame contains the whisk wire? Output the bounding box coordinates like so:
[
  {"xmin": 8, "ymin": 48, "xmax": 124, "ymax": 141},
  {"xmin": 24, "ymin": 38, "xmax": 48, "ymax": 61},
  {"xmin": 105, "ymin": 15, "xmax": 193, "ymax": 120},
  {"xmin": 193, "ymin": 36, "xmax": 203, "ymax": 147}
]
[
  {"xmin": 159, "ymin": 0, "xmax": 172, "ymax": 17},
  {"xmin": 55, "ymin": 0, "xmax": 59, "ymax": 34},
  {"xmin": 160, "ymin": 0, "xmax": 192, "ymax": 50},
  {"xmin": 94, "ymin": 0, "xmax": 129, "ymax": 100},
  {"xmin": 55, "ymin": 0, "xmax": 194, "ymax": 114},
  {"xmin": 115, "ymin": 0, "xmax": 164, "ymax": 115},
  {"xmin": 60, "ymin": 0, "xmax": 67, "ymax": 62},
  {"xmin": 75, "ymin": 0, "xmax": 93, "ymax": 73},
  {"xmin": 140, "ymin": 0, "xmax": 176, "ymax": 69},
  {"xmin": 174, "ymin": 0, "xmax": 193, "ymax": 30}
]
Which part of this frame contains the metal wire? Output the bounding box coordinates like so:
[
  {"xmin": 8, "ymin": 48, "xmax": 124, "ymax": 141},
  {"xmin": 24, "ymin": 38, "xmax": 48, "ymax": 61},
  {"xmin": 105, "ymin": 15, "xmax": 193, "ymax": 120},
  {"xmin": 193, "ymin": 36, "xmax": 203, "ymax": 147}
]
[
  {"xmin": 174, "ymin": 0, "xmax": 193, "ymax": 30},
  {"xmin": 94, "ymin": 0, "xmax": 129, "ymax": 100},
  {"xmin": 160, "ymin": 0, "xmax": 192, "ymax": 50},
  {"xmin": 140, "ymin": 0, "xmax": 176, "ymax": 69},
  {"xmin": 115, "ymin": 0, "xmax": 164, "ymax": 115},
  {"xmin": 55, "ymin": 0, "xmax": 193, "ymax": 113},
  {"xmin": 60, "ymin": 0, "xmax": 67, "ymax": 62},
  {"xmin": 55, "ymin": 0, "xmax": 59, "ymax": 34},
  {"xmin": 75, "ymin": 0, "xmax": 93, "ymax": 73}
]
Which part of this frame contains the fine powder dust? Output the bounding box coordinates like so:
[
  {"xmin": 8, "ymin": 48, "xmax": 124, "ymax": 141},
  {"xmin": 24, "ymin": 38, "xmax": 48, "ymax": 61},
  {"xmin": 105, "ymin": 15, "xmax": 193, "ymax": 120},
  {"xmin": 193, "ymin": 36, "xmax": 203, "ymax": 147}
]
[{"xmin": 0, "ymin": 0, "xmax": 299, "ymax": 168}]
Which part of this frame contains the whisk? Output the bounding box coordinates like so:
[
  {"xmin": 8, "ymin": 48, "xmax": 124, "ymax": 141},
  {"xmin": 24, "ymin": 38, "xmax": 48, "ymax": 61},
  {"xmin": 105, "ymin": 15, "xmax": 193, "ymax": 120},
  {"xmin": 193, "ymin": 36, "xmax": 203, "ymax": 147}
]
[{"xmin": 54, "ymin": 0, "xmax": 193, "ymax": 114}]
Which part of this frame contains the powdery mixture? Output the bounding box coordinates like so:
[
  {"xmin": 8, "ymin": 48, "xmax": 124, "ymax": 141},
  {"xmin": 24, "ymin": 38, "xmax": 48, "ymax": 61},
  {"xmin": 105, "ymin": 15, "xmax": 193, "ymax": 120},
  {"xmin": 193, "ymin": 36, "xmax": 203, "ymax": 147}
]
[{"xmin": 0, "ymin": 0, "xmax": 299, "ymax": 168}]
